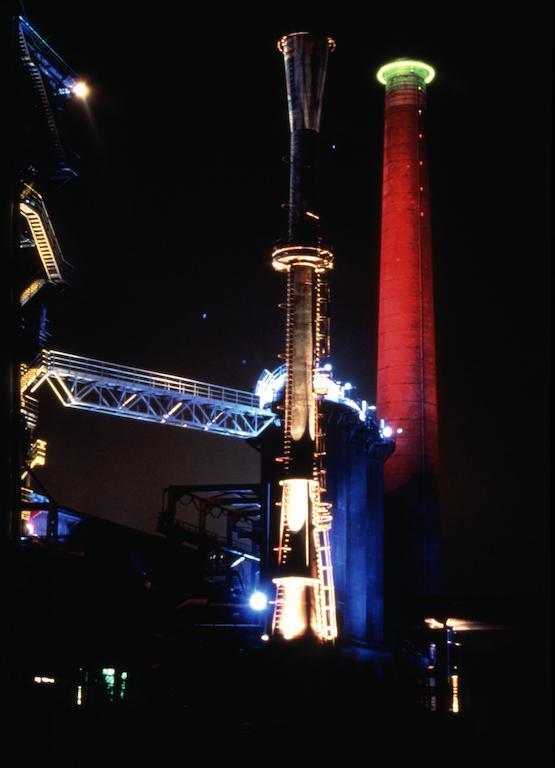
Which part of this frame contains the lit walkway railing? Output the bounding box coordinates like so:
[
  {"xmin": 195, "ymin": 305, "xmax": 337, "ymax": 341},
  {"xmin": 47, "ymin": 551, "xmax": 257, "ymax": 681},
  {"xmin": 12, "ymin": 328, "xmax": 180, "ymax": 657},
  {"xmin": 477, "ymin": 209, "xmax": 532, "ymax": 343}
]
[{"xmin": 24, "ymin": 349, "xmax": 277, "ymax": 439}]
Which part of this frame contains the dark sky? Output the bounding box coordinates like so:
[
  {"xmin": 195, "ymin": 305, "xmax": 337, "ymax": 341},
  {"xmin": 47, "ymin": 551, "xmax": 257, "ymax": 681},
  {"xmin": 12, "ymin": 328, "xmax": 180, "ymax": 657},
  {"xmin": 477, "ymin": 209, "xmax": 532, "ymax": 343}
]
[{"xmin": 23, "ymin": 2, "xmax": 550, "ymax": 603}]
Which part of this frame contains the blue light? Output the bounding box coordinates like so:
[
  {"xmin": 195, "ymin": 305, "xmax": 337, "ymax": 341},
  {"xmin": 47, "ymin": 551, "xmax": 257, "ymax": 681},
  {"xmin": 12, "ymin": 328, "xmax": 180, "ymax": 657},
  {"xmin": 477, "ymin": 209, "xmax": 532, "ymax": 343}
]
[
  {"xmin": 26, "ymin": 509, "xmax": 81, "ymax": 538},
  {"xmin": 249, "ymin": 591, "xmax": 268, "ymax": 611},
  {"xmin": 201, "ymin": 312, "xmax": 207, "ymax": 320}
]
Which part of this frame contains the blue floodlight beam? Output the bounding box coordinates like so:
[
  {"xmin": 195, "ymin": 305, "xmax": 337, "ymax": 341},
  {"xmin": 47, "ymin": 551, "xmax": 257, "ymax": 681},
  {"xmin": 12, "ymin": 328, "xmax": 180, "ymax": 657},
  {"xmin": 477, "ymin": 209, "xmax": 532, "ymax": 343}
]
[{"xmin": 249, "ymin": 592, "xmax": 268, "ymax": 611}]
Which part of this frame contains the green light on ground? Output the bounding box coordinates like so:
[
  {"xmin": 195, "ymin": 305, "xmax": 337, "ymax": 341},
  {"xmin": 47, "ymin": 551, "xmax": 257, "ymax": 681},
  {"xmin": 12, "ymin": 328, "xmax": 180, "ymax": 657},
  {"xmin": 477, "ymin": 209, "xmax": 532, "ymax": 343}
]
[
  {"xmin": 102, "ymin": 668, "xmax": 115, "ymax": 701},
  {"xmin": 120, "ymin": 671, "xmax": 127, "ymax": 700}
]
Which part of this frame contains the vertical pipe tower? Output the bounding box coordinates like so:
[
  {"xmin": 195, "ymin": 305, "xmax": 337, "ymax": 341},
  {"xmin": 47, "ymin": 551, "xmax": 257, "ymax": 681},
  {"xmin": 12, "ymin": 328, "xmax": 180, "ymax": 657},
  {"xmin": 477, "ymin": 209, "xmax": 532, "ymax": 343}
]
[
  {"xmin": 271, "ymin": 32, "xmax": 337, "ymax": 642},
  {"xmin": 376, "ymin": 59, "xmax": 441, "ymax": 608}
]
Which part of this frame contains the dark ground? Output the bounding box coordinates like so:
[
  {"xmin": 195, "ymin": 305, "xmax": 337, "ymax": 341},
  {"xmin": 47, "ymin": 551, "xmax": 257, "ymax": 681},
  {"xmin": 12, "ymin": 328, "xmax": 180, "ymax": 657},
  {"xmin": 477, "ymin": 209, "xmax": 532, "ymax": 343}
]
[{"xmin": 8, "ymin": 529, "xmax": 552, "ymax": 767}]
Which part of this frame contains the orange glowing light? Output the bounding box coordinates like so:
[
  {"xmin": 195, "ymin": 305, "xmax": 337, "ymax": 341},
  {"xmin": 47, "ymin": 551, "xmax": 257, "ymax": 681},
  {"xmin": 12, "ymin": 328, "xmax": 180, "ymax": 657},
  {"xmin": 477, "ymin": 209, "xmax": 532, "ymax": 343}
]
[
  {"xmin": 72, "ymin": 81, "xmax": 90, "ymax": 99},
  {"xmin": 273, "ymin": 577, "xmax": 315, "ymax": 640}
]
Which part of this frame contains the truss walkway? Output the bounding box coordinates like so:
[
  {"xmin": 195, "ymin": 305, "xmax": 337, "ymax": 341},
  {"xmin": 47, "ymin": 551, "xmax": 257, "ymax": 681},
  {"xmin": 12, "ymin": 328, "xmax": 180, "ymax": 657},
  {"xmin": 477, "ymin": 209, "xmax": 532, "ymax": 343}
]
[{"xmin": 22, "ymin": 350, "xmax": 277, "ymax": 439}]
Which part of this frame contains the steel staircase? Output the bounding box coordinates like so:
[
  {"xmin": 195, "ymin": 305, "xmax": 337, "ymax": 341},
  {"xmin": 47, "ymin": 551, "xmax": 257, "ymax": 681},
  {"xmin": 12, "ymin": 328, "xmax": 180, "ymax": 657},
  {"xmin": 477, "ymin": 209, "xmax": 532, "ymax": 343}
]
[{"xmin": 20, "ymin": 185, "xmax": 67, "ymax": 284}]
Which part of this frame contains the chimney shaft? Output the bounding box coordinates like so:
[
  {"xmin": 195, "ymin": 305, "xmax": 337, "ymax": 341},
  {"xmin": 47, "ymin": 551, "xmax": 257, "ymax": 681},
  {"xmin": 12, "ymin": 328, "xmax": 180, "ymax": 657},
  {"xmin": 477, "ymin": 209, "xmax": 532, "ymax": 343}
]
[
  {"xmin": 270, "ymin": 33, "xmax": 337, "ymax": 643},
  {"xmin": 376, "ymin": 60, "xmax": 441, "ymax": 607}
]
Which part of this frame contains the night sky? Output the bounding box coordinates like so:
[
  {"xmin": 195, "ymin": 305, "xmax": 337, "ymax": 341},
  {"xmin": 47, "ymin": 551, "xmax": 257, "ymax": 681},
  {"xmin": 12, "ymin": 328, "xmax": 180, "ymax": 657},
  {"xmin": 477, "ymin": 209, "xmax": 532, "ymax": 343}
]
[{"xmin": 23, "ymin": 2, "xmax": 550, "ymax": 606}]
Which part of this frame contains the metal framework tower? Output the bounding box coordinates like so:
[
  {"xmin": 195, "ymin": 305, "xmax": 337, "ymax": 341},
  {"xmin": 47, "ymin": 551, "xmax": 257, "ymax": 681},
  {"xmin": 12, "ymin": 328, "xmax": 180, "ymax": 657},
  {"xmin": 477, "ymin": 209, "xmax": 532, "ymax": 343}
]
[
  {"xmin": 16, "ymin": 14, "xmax": 85, "ymax": 530},
  {"xmin": 270, "ymin": 32, "xmax": 337, "ymax": 642},
  {"xmin": 376, "ymin": 60, "xmax": 441, "ymax": 605},
  {"xmin": 18, "ymin": 15, "xmax": 83, "ymax": 182}
]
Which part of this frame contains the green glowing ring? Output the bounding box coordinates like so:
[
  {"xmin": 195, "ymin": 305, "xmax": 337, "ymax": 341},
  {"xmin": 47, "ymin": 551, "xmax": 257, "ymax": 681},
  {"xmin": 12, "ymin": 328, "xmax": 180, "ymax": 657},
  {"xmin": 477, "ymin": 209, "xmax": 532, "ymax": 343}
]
[{"xmin": 376, "ymin": 59, "xmax": 436, "ymax": 85}]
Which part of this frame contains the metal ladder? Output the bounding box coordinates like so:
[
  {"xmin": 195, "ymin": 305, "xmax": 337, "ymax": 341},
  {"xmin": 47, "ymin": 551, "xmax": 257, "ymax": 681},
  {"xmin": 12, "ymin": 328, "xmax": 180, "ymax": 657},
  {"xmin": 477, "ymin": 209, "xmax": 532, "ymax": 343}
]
[{"xmin": 314, "ymin": 507, "xmax": 338, "ymax": 640}]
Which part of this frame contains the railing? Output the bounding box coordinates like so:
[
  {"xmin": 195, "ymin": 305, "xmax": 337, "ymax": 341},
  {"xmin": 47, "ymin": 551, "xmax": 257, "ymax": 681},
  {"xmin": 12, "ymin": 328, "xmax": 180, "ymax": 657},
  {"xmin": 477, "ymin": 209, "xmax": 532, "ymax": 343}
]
[
  {"xmin": 20, "ymin": 185, "xmax": 67, "ymax": 284},
  {"xmin": 42, "ymin": 349, "xmax": 263, "ymax": 411},
  {"xmin": 22, "ymin": 349, "xmax": 277, "ymax": 439},
  {"xmin": 171, "ymin": 518, "xmax": 258, "ymax": 558},
  {"xmin": 19, "ymin": 16, "xmax": 78, "ymax": 93},
  {"xmin": 18, "ymin": 20, "xmax": 68, "ymax": 168}
]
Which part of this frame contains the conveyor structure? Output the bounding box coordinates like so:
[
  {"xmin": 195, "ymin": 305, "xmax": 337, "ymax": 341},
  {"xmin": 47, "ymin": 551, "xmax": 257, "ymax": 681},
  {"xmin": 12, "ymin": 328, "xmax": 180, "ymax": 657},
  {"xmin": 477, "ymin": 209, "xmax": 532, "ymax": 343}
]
[
  {"xmin": 22, "ymin": 349, "xmax": 277, "ymax": 439},
  {"xmin": 22, "ymin": 349, "xmax": 376, "ymax": 441}
]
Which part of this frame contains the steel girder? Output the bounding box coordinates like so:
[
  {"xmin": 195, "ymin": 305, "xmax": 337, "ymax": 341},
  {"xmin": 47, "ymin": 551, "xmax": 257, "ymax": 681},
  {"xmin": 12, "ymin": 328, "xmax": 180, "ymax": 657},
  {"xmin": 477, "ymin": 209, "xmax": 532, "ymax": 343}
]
[{"xmin": 25, "ymin": 350, "xmax": 277, "ymax": 439}]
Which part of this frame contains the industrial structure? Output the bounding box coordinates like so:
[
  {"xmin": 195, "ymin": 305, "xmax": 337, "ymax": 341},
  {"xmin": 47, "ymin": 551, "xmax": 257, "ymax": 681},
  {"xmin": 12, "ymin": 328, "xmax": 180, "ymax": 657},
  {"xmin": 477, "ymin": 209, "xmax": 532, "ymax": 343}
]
[
  {"xmin": 10, "ymin": 16, "xmax": 541, "ymax": 759},
  {"xmin": 16, "ymin": 15, "xmax": 81, "ymax": 542},
  {"xmin": 12, "ymin": 15, "xmax": 444, "ymax": 655},
  {"xmin": 376, "ymin": 60, "xmax": 441, "ymax": 622},
  {"xmin": 268, "ymin": 32, "xmax": 338, "ymax": 642}
]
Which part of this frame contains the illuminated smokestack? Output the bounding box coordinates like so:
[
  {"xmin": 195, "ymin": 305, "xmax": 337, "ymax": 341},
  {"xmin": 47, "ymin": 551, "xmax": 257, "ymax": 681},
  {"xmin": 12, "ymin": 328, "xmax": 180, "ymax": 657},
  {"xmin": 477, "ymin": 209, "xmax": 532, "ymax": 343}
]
[
  {"xmin": 376, "ymin": 59, "xmax": 441, "ymax": 604},
  {"xmin": 270, "ymin": 33, "xmax": 337, "ymax": 642}
]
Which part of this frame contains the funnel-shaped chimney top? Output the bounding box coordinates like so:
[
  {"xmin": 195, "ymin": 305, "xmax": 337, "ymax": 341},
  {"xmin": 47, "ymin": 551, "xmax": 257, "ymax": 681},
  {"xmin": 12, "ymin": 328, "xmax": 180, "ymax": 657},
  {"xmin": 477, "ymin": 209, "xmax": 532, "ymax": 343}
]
[{"xmin": 278, "ymin": 32, "xmax": 335, "ymax": 133}]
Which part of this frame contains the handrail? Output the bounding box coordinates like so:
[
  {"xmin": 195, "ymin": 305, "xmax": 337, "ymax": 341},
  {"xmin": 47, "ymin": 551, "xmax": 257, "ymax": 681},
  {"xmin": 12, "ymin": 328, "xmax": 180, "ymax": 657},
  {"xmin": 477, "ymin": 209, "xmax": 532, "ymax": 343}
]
[
  {"xmin": 20, "ymin": 185, "xmax": 67, "ymax": 283},
  {"xmin": 42, "ymin": 349, "xmax": 271, "ymax": 413}
]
